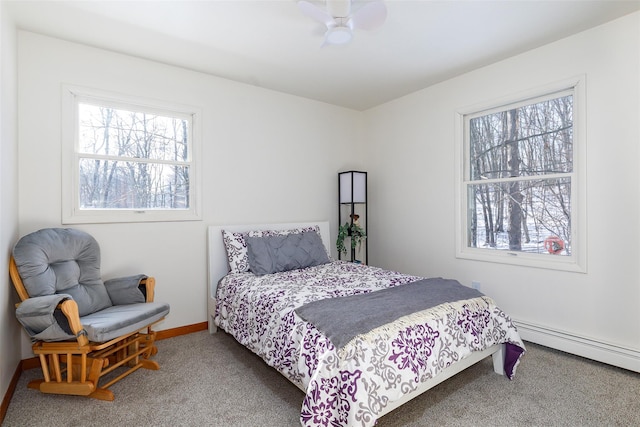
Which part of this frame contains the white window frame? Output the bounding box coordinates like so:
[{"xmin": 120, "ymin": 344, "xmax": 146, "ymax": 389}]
[
  {"xmin": 454, "ymin": 76, "xmax": 587, "ymax": 273},
  {"xmin": 61, "ymin": 85, "xmax": 202, "ymax": 224}
]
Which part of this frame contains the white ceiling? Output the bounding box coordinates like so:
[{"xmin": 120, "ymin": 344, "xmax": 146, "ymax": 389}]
[{"xmin": 5, "ymin": 0, "xmax": 640, "ymax": 110}]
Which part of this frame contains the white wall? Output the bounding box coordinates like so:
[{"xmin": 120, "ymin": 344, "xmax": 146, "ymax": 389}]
[
  {"xmin": 364, "ymin": 13, "xmax": 640, "ymax": 370},
  {"xmin": 0, "ymin": 1, "xmax": 20, "ymax": 401},
  {"xmin": 16, "ymin": 31, "xmax": 362, "ymax": 357},
  {"xmin": 10, "ymin": 10, "xmax": 640, "ymax": 373}
]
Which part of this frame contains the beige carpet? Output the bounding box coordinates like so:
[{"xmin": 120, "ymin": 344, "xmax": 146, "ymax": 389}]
[{"xmin": 3, "ymin": 330, "xmax": 639, "ymax": 426}]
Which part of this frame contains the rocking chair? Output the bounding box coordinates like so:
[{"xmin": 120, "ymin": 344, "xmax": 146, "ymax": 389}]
[{"xmin": 10, "ymin": 228, "xmax": 170, "ymax": 401}]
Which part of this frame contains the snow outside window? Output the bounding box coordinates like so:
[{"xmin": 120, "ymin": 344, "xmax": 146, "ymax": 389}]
[
  {"xmin": 455, "ymin": 78, "xmax": 586, "ymax": 272},
  {"xmin": 62, "ymin": 85, "xmax": 202, "ymax": 223}
]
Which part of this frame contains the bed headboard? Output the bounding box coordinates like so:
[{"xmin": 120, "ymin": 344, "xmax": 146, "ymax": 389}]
[{"xmin": 207, "ymin": 221, "xmax": 331, "ymax": 333}]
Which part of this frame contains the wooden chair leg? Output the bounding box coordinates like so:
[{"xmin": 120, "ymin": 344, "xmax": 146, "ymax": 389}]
[
  {"xmin": 87, "ymin": 357, "xmax": 105, "ymax": 385},
  {"xmin": 70, "ymin": 355, "xmax": 103, "ymax": 378},
  {"xmin": 26, "ymin": 326, "xmax": 163, "ymax": 400},
  {"xmin": 66, "ymin": 352, "xmax": 73, "ymax": 382},
  {"xmin": 50, "ymin": 354, "xmax": 62, "ymax": 382},
  {"xmin": 39, "ymin": 380, "xmax": 95, "ymax": 397},
  {"xmin": 140, "ymin": 359, "xmax": 160, "ymax": 370},
  {"xmin": 141, "ymin": 332, "xmax": 158, "ymax": 357},
  {"xmin": 38, "ymin": 354, "xmax": 50, "ymax": 382},
  {"xmin": 88, "ymin": 388, "xmax": 115, "ymax": 401},
  {"xmin": 80, "ymin": 353, "xmax": 87, "ymax": 382},
  {"xmin": 27, "ymin": 379, "xmax": 44, "ymax": 390}
]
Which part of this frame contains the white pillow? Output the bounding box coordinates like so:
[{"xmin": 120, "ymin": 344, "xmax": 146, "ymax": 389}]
[{"xmin": 221, "ymin": 230, "xmax": 250, "ymax": 274}]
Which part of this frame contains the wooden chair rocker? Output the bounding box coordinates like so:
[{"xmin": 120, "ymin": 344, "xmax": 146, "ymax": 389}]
[{"xmin": 10, "ymin": 228, "xmax": 170, "ymax": 401}]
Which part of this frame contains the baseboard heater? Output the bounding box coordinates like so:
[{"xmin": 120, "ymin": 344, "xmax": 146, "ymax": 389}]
[{"xmin": 514, "ymin": 319, "xmax": 640, "ymax": 373}]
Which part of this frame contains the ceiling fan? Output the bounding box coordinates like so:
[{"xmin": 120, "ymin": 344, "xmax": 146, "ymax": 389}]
[{"xmin": 297, "ymin": 0, "xmax": 387, "ymax": 46}]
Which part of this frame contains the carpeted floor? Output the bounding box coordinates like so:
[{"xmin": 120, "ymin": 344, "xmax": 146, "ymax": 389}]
[{"xmin": 3, "ymin": 330, "xmax": 639, "ymax": 426}]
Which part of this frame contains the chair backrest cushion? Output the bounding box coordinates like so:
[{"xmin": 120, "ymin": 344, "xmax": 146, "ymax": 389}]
[{"xmin": 13, "ymin": 228, "xmax": 112, "ymax": 316}]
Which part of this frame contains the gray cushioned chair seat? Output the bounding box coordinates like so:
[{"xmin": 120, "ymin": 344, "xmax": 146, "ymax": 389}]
[{"xmin": 81, "ymin": 302, "xmax": 170, "ymax": 342}]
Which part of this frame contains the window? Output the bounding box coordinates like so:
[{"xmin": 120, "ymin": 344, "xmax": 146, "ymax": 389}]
[
  {"xmin": 456, "ymin": 78, "xmax": 586, "ymax": 272},
  {"xmin": 62, "ymin": 86, "xmax": 201, "ymax": 223}
]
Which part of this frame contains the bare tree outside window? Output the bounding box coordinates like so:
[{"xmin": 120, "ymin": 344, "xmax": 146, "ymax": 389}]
[
  {"xmin": 466, "ymin": 92, "xmax": 573, "ymax": 256},
  {"xmin": 78, "ymin": 103, "xmax": 191, "ymax": 210},
  {"xmin": 62, "ymin": 86, "xmax": 201, "ymax": 224}
]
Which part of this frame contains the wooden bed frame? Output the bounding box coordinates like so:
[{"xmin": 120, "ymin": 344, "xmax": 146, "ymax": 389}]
[{"xmin": 207, "ymin": 221, "xmax": 505, "ymax": 419}]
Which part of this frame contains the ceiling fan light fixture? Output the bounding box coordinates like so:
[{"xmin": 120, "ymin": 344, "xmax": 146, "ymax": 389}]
[
  {"xmin": 325, "ymin": 25, "xmax": 353, "ymax": 45},
  {"xmin": 298, "ymin": 0, "xmax": 386, "ymax": 45}
]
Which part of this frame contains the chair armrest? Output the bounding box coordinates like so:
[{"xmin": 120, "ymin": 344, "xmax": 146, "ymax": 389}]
[
  {"xmin": 104, "ymin": 274, "xmax": 150, "ymax": 305},
  {"xmin": 15, "ymin": 294, "xmax": 87, "ymax": 344},
  {"xmin": 140, "ymin": 277, "xmax": 156, "ymax": 303},
  {"xmin": 59, "ymin": 299, "xmax": 89, "ymax": 346}
]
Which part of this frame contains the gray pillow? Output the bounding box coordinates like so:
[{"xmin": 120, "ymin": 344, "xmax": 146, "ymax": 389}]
[{"xmin": 246, "ymin": 231, "xmax": 330, "ymax": 275}]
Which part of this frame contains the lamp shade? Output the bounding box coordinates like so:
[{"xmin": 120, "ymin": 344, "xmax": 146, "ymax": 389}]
[{"xmin": 339, "ymin": 171, "xmax": 366, "ymax": 203}]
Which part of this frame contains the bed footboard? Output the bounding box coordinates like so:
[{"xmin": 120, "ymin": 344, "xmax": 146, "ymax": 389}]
[
  {"xmin": 376, "ymin": 343, "xmax": 505, "ymax": 419},
  {"xmin": 492, "ymin": 343, "xmax": 506, "ymax": 375}
]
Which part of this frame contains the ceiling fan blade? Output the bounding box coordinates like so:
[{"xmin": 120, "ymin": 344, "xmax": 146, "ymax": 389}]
[
  {"xmin": 351, "ymin": 0, "xmax": 387, "ymax": 31},
  {"xmin": 298, "ymin": 0, "xmax": 334, "ymax": 27}
]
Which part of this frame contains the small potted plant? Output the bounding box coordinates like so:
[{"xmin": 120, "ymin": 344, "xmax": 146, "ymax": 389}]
[{"xmin": 336, "ymin": 214, "xmax": 366, "ymax": 258}]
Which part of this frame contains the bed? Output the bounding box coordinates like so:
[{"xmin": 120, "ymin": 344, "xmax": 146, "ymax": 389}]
[{"xmin": 208, "ymin": 221, "xmax": 525, "ymax": 427}]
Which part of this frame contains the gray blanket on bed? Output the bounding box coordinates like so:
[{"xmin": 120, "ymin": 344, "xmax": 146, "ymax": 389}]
[{"xmin": 295, "ymin": 277, "xmax": 483, "ymax": 350}]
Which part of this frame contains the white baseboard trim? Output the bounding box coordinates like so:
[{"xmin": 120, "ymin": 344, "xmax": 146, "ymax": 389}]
[{"xmin": 513, "ymin": 319, "xmax": 640, "ymax": 373}]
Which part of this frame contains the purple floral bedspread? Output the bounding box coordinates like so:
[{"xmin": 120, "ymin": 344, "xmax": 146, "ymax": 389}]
[{"xmin": 214, "ymin": 261, "xmax": 525, "ymax": 427}]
